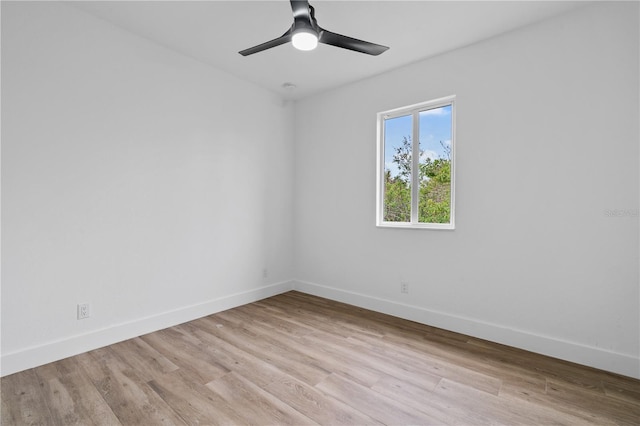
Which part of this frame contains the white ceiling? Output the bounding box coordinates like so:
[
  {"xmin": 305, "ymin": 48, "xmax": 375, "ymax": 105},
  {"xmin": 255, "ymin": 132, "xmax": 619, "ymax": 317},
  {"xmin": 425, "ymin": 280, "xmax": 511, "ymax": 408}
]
[{"xmin": 71, "ymin": 1, "xmax": 587, "ymax": 100}]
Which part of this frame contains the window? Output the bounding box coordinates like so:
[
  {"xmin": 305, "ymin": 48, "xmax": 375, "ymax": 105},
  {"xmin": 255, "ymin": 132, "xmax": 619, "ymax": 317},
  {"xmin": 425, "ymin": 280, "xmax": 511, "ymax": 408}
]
[{"xmin": 377, "ymin": 96, "xmax": 455, "ymax": 229}]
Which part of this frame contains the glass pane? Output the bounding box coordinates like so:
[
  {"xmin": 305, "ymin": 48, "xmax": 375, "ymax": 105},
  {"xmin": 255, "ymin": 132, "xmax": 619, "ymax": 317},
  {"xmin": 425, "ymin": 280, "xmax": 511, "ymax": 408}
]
[
  {"xmin": 383, "ymin": 114, "xmax": 412, "ymax": 222},
  {"xmin": 418, "ymin": 105, "xmax": 452, "ymax": 224}
]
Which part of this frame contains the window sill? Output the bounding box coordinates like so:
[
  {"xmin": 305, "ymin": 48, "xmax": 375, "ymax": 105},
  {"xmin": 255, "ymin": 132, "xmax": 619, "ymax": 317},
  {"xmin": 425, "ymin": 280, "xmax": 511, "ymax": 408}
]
[{"xmin": 376, "ymin": 222, "xmax": 455, "ymax": 230}]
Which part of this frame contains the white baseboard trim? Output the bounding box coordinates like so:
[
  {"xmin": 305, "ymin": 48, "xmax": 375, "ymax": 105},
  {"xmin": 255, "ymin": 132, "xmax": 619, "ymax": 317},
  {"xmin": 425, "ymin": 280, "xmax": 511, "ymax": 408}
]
[
  {"xmin": 1, "ymin": 281, "xmax": 294, "ymax": 377},
  {"xmin": 293, "ymin": 279, "xmax": 640, "ymax": 379}
]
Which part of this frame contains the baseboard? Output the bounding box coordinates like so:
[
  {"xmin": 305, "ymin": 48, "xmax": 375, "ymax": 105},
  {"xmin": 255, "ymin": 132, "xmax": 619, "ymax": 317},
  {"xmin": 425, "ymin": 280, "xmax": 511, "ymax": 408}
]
[
  {"xmin": 293, "ymin": 279, "xmax": 640, "ymax": 379},
  {"xmin": 0, "ymin": 281, "xmax": 294, "ymax": 377},
  {"xmin": 4, "ymin": 279, "xmax": 637, "ymax": 379}
]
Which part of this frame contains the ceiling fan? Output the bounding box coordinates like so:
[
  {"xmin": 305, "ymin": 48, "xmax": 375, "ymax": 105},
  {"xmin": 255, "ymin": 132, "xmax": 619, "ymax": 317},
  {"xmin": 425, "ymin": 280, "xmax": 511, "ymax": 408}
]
[{"xmin": 239, "ymin": 0, "xmax": 389, "ymax": 56}]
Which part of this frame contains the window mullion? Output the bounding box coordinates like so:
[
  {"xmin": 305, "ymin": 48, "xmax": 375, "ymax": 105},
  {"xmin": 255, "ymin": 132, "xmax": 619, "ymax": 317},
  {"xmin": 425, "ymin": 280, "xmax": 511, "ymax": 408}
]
[{"xmin": 411, "ymin": 111, "xmax": 420, "ymax": 224}]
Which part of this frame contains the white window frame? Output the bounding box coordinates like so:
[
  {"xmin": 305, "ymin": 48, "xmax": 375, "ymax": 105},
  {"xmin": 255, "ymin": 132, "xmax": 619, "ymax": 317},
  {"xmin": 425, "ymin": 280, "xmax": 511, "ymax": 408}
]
[{"xmin": 376, "ymin": 95, "xmax": 456, "ymax": 230}]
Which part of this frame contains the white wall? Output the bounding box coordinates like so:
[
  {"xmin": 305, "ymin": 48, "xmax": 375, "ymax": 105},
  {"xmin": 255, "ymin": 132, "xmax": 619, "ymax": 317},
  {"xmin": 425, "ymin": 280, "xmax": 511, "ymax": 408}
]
[
  {"xmin": 1, "ymin": 2, "xmax": 294, "ymax": 375},
  {"xmin": 293, "ymin": 2, "xmax": 639, "ymax": 378}
]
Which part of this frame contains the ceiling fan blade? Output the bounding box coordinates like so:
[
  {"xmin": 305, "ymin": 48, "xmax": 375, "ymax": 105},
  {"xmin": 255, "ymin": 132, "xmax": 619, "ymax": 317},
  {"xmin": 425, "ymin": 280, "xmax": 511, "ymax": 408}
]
[
  {"xmin": 290, "ymin": 0, "xmax": 311, "ymax": 20},
  {"xmin": 239, "ymin": 30, "xmax": 292, "ymax": 56},
  {"xmin": 319, "ymin": 29, "xmax": 389, "ymax": 56}
]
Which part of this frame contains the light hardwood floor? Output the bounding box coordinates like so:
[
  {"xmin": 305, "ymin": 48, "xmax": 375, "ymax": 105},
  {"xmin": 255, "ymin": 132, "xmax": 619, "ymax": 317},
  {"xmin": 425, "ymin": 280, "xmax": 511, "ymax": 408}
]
[{"xmin": 2, "ymin": 291, "xmax": 639, "ymax": 425}]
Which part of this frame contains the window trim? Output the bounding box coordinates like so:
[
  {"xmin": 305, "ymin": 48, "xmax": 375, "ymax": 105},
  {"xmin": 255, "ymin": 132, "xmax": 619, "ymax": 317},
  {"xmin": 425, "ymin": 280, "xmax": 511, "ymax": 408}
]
[{"xmin": 376, "ymin": 95, "xmax": 456, "ymax": 230}]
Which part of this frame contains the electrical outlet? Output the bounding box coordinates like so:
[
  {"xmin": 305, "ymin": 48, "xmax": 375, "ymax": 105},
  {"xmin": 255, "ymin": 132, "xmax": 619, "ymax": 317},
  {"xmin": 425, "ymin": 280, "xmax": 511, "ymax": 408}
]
[
  {"xmin": 400, "ymin": 281, "xmax": 409, "ymax": 294},
  {"xmin": 262, "ymin": 268, "xmax": 268, "ymax": 279},
  {"xmin": 77, "ymin": 303, "xmax": 91, "ymax": 320}
]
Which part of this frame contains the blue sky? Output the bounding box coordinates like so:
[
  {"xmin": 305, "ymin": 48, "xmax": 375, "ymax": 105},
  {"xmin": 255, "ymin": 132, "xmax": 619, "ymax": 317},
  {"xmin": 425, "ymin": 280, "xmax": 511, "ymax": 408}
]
[{"xmin": 384, "ymin": 105, "xmax": 452, "ymax": 179}]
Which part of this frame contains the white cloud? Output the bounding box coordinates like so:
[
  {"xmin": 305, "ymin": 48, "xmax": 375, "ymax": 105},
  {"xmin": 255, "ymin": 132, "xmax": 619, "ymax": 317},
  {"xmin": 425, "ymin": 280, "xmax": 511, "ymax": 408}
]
[
  {"xmin": 420, "ymin": 150, "xmax": 438, "ymax": 161},
  {"xmin": 420, "ymin": 107, "xmax": 450, "ymax": 116},
  {"xmin": 385, "ymin": 161, "xmax": 400, "ymax": 177}
]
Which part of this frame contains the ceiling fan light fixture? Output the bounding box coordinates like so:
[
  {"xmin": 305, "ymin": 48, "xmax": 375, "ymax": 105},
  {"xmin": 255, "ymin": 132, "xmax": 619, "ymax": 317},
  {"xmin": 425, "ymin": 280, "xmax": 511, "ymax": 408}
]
[
  {"xmin": 292, "ymin": 29, "xmax": 318, "ymax": 51},
  {"xmin": 238, "ymin": 0, "xmax": 389, "ymax": 56}
]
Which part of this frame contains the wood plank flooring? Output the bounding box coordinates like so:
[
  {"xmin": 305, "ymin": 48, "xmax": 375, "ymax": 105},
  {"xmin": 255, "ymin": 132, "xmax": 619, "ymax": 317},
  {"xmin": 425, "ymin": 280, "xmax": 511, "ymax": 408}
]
[{"xmin": 2, "ymin": 291, "xmax": 639, "ymax": 425}]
